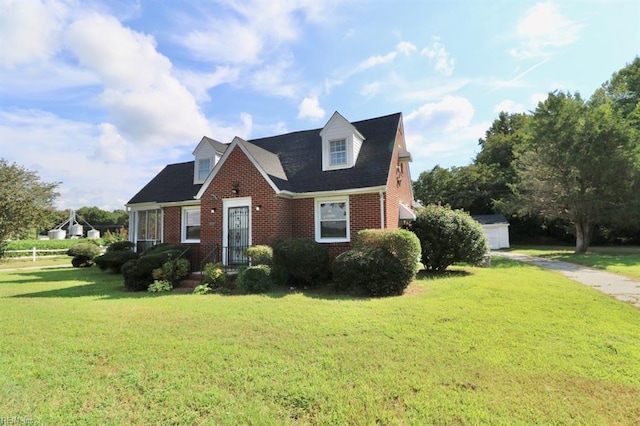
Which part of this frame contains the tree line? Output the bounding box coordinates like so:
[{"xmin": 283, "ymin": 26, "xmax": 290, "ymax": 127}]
[{"xmin": 413, "ymin": 57, "xmax": 640, "ymax": 253}]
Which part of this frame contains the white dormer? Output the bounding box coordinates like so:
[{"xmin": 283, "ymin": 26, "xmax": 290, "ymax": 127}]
[
  {"xmin": 193, "ymin": 136, "xmax": 226, "ymax": 184},
  {"xmin": 320, "ymin": 112, "xmax": 365, "ymax": 171}
]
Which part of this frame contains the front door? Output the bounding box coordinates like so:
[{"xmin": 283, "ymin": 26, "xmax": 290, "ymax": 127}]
[{"xmin": 227, "ymin": 205, "xmax": 250, "ymax": 265}]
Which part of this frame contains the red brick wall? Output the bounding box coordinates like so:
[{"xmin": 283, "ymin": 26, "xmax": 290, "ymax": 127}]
[
  {"xmin": 384, "ymin": 123, "xmax": 415, "ymax": 228},
  {"xmin": 200, "ymin": 145, "xmax": 292, "ymax": 247},
  {"xmin": 162, "ymin": 206, "xmax": 182, "ymax": 244}
]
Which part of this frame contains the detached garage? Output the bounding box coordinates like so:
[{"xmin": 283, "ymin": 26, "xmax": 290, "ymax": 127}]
[{"xmin": 472, "ymin": 214, "xmax": 510, "ymax": 250}]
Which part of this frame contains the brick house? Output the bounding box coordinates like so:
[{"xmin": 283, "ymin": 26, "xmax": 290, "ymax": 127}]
[{"xmin": 126, "ymin": 111, "xmax": 416, "ymax": 267}]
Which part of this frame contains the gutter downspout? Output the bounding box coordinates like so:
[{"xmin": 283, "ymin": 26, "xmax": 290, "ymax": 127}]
[{"xmin": 379, "ymin": 190, "xmax": 385, "ymax": 229}]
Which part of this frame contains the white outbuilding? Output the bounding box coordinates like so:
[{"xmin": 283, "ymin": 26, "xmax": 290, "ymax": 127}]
[{"xmin": 472, "ymin": 214, "xmax": 510, "ymax": 250}]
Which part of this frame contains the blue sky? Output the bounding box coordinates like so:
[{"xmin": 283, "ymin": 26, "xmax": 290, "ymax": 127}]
[{"xmin": 1, "ymin": 0, "xmax": 638, "ymax": 211}]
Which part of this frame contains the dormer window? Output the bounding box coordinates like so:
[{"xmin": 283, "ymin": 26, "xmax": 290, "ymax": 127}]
[
  {"xmin": 198, "ymin": 158, "xmax": 211, "ymax": 182},
  {"xmin": 193, "ymin": 136, "xmax": 227, "ymax": 184},
  {"xmin": 320, "ymin": 112, "xmax": 365, "ymax": 171},
  {"xmin": 329, "ymin": 139, "xmax": 347, "ymax": 166}
]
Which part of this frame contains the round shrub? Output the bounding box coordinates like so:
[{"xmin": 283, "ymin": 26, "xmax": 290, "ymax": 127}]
[
  {"xmin": 155, "ymin": 258, "xmax": 190, "ymax": 285},
  {"xmin": 332, "ymin": 247, "xmax": 406, "ymax": 297},
  {"xmin": 237, "ymin": 265, "xmax": 273, "ymax": 294},
  {"xmin": 107, "ymin": 241, "xmax": 135, "ymax": 252},
  {"xmin": 246, "ymin": 245, "xmax": 273, "ymax": 266},
  {"xmin": 273, "ymin": 239, "xmax": 329, "ymax": 287},
  {"xmin": 121, "ymin": 259, "xmax": 146, "ymax": 291},
  {"xmin": 204, "ymin": 262, "xmax": 226, "ymax": 287},
  {"xmin": 355, "ymin": 228, "xmax": 421, "ymax": 287},
  {"xmin": 121, "ymin": 248, "xmax": 183, "ymax": 291},
  {"xmin": 67, "ymin": 243, "xmax": 102, "ymax": 267},
  {"xmin": 407, "ymin": 205, "xmax": 489, "ymax": 272},
  {"xmin": 95, "ymin": 250, "xmax": 139, "ymax": 273}
]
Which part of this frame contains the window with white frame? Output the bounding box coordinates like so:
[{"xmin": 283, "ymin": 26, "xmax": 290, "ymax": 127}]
[
  {"xmin": 197, "ymin": 158, "xmax": 211, "ymax": 182},
  {"xmin": 329, "ymin": 139, "xmax": 347, "ymax": 166},
  {"xmin": 182, "ymin": 207, "xmax": 201, "ymax": 242},
  {"xmin": 315, "ymin": 197, "xmax": 349, "ymax": 242},
  {"xmin": 136, "ymin": 209, "xmax": 161, "ymax": 241}
]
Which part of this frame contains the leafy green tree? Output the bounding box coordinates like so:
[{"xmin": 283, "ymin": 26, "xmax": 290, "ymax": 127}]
[
  {"xmin": 603, "ymin": 57, "xmax": 640, "ymax": 125},
  {"xmin": 513, "ymin": 91, "xmax": 639, "ymax": 253},
  {"xmin": 0, "ymin": 159, "xmax": 60, "ymax": 254}
]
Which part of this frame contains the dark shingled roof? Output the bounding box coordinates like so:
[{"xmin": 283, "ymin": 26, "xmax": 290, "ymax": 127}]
[
  {"xmin": 127, "ymin": 161, "xmax": 201, "ymax": 205},
  {"xmin": 472, "ymin": 214, "xmax": 509, "ymax": 225},
  {"xmin": 127, "ymin": 112, "xmax": 401, "ymax": 205}
]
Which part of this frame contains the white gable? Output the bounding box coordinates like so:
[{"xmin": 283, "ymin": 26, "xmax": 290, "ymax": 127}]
[
  {"xmin": 193, "ymin": 137, "xmax": 225, "ymax": 184},
  {"xmin": 320, "ymin": 111, "xmax": 365, "ymax": 171}
]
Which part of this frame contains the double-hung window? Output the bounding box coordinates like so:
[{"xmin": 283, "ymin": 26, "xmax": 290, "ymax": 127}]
[
  {"xmin": 182, "ymin": 207, "xmax": 201, "ymax": 242},
  {"xmin": 315, "ymin": 197, "xmax": 349, "ymax": 242},
  {"xmin": 329, "ymin": 139, "xmax": 347, "ymax": 166},
  {"xmin": 198, "ymin": 158, "xmax": 211, "ymax": 182}
]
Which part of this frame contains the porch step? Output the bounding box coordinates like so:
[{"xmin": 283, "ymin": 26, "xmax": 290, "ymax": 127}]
[{"xmin": 175, "ymin": 271, "xmax": 205, "ymax": 291}]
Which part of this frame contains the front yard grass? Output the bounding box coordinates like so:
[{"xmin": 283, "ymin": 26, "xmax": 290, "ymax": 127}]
[
  {"xmin": 510, "ymin": 245, "xmax": 640, "ymax": 280},
  {"xmin": 1, "ymin": 259, "xmax": 639, "ymax": 424}
]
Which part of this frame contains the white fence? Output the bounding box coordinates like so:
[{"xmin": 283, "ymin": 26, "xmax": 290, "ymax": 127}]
[{"xmin": 4, "ymin": 248, "xmax": 69, "ymax": 262}]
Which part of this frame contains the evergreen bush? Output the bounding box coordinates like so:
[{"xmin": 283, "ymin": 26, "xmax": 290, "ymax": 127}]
[
  {"xmin": 237, "ymin": 265, "xmax": 273, "ymax": 294},
  {"xmin": 355, "ymin": 228, "xmax": 421, "ymax": 286},
  {"xmin": 246, "ymin": 245, "xmax": 273, "ymax": 266},
  {"xmin": 67, "ymin": 243, "xmax": 102, "ymax": 267},
  {"xmin": 273, "ymin": 239, "xmax": 329, "ymax": 287},
  {"xmin": 332, "ymin": 247, "xmax": 406, "ymax": 297},
  {"xmin": 94, "ymin": 250, "xmax": 138, "ymax": 273},
  {"xmin": 407, "ymin": 205, "xmax": 489, "ymax": 272}
]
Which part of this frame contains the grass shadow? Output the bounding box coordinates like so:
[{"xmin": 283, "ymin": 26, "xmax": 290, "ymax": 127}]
[
  {"xmin": 4, "ymin": 267, "xmax": 192, "ymax": 300},
  {"xmin": 415, "ymin": 269, "xmax": 473, "ymax": 281}
]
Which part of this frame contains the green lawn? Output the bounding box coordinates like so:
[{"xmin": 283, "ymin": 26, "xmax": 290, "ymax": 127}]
[
  {"xmin": 510, "ymin": 245, "xmax": 640, "ymax": 280},
  {"xmin": 1, "ymin": 260, "xmax": 639, "ymax": 424}
]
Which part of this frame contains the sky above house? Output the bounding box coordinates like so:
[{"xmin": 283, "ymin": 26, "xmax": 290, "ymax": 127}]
[{"xmin": 1, "ymin": 0, "xmax": 638, "ymax": 211}]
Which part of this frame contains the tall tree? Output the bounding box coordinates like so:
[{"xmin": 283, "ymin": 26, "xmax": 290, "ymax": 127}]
[
  {"xmin": 513, "ymin": 91, "xmax": 639, "ymax": 253},
  {"xmin": 603, "ymin": 57, "xmax": 640, "ymax": 125},
  {"xmin": 0, "ymin": 159, "xmax": 60, "ymax": 250}
]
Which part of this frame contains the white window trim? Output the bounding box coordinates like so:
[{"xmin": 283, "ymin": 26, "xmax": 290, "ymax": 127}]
[
  {"xmin": 196, "ymin": 156, "xmax": 214, "ymax": 184},
  {"xmin": 181, "ymin": 206, "xmax": 201, "ymax": 243},
  {"xmin": 323, "ymin": 136, "xmax": 352, "ymax": 171},
  {"xmin": 315, "ymin": 196, "xmax": 350, "ymax": 243}
]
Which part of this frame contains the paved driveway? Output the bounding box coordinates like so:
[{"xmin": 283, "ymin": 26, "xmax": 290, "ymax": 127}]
[{"xmin": 494, "ymin": 252, "xmax": 640, "ymax": 308}]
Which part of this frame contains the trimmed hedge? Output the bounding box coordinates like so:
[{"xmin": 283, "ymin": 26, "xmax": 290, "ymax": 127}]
[
  {"xmin": 106, "ymin": 241, "xmax": 135, "ymax": 252},
  {"xmin": 67, "ymin": 243, "xmax": 102, "ymax": 268},
  {"xmin": 332, "ymin": 247, "xmax": 406, "ymax": 297},
  {"xmin": 95, "ymin": 250, "xmax": 139, "ymax": 273},
  {"xmin": 237, "ymin": 265, "xmax": 273, "ymax": 294},
  {"xmin": 246, "ymin": 245, "xmax": 273, "ymax": 266},
  {"xmin": 355, "ymin": 228, "xmax": 421, "ymax": 287},
  {"xmin": 121, "ymin": 244, "xmax": 186, "ymax": 291},
  {"xmin": 273, "ymin": 239, "xmax": 329, "ymax": 287},
  {"xmin": 407, "ymin": 204, "xmax": 489, "ymax": 272}
]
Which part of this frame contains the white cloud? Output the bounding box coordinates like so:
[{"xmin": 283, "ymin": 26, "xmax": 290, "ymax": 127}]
[
  {"xmin": 405, "ymin": 95, "xmax": 474, "ymax": 134},
  {"xmin": 297, "ymin": 96, "xmax": 325, "ymax": 121},
  {"xmin": 249, "ymin": 55, "xmax": 298, "ymax": 98},
  {"xmin": 94, "ymin": 123, "xmax": 127, "ymax": 163},
  {"xmin": 510, "ymin": 1, "xmax": 584, "ymax": 59},
  {"xmin": 65, "ymin": 13, "xmax": 212, "ymax": 146},
  {"xmin": 421, "ymin": 37, "xmax": 455, "ymax": 76},
  {"xmin": 0, "ymin": 109, "xmax": 152, "ymax": 210},
  {"xmin": 178, "ymin": 66, "xmax": 240, "ymax": 102},
  {"xmin": 403, "ymin": 96, "xmax": 482, "ymax": 172},
  {"xmin": 531, "ymin": 92, "xmax": 549, "ymax": 106},
  {"xmin": 0, "ymin": 0, "xmax": 68, "ymax": 68},
  {"xmin": 396, "ymin": 41, "xmax": 417, "ymax": 55},
  {"xmin": 493, "ymin": 100, "xmax": 526, "ymax": 114}
]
